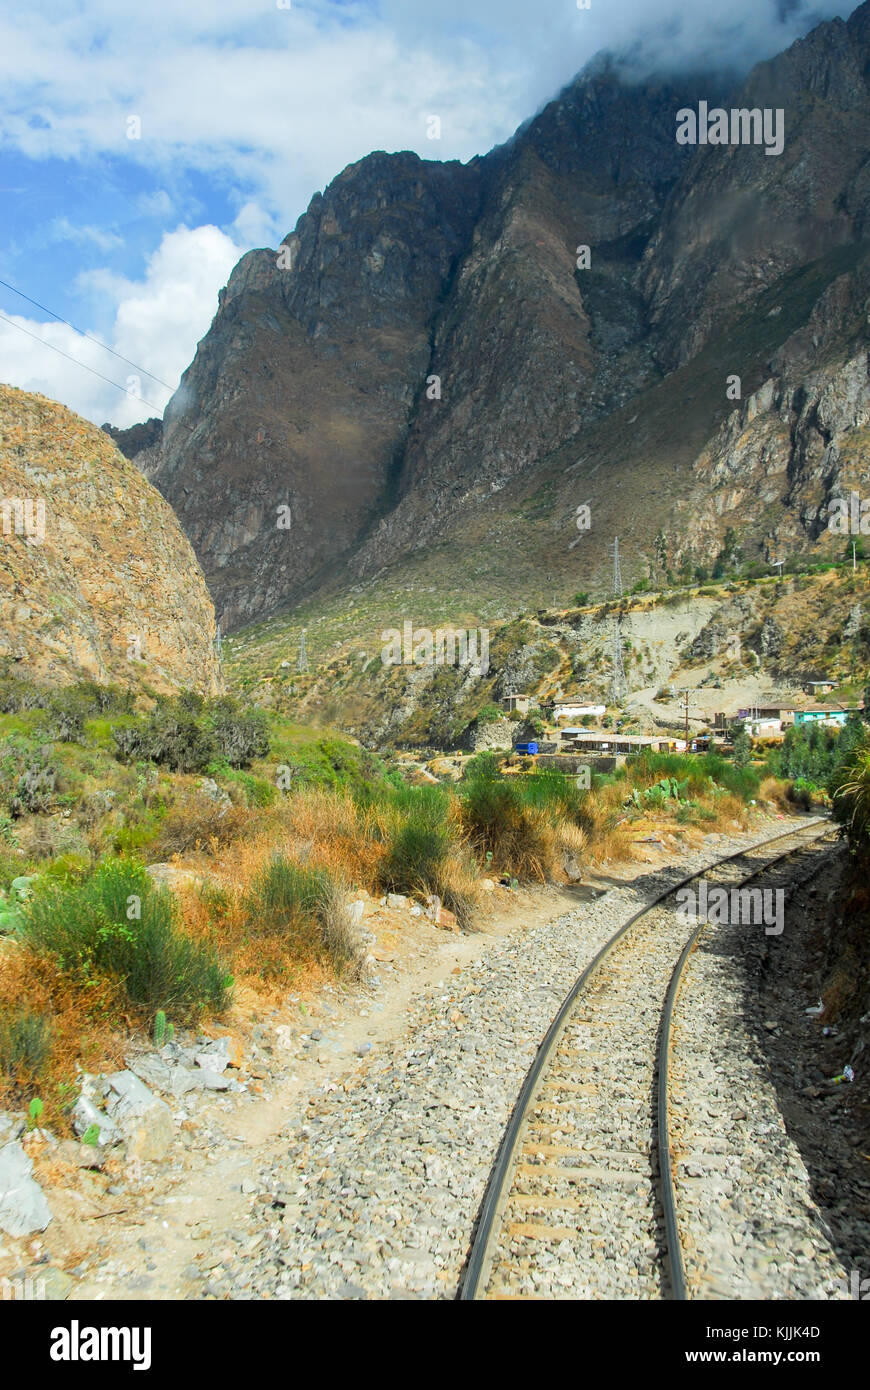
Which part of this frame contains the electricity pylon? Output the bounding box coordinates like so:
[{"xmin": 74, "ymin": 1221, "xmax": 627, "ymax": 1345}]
[{"xmin": 611, "ymin": 537, "xmax": 623, "ymax": 598}]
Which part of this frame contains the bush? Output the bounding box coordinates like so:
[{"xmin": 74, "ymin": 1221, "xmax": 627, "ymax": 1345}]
[
  {"xmin": 787, "ymin": 778, "xmax": 815, "ymax": 812},
  {"xmin": 19, "ymin": 859, "xmax": 230, "ymax": 1021},
  {"xmin": 0, "ymin": 1005, "xmax": 52, "ymax": 1095},
  {"xmin": 459, "ymin": 764, "xmax": 557, "ymax": 881},
  {"xmin": 208, "ymin": 698, "xmax": 270, "ymax": 767},
  {"xmin": 0, "ymin": 672, "xmax": 50, "ymax": 712},
  {"xmin": 113, "ymin": 701, "xmax": 216, "ymax": 772},
  {"xmin": 10, "ymin": 762, "xmax": 57, "ymax": 816},
  {"xmin": 155, "ymin": 792, "xmax": 250, "ymax": 857},
  {"xmin": 243, "ymin": 856, "xmax": 363, "ymax": 973}
]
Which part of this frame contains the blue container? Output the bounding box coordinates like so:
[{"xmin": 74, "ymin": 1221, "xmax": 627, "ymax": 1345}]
[{"xmin": 515, "ymin": 742, "xmax": 539, "ymax": 755}]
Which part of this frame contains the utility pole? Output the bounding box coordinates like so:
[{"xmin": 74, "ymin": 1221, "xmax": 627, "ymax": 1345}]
[
  {"xmin": 680, "ymin": 688, "xmax": 702, "ymax": 750},
  {"xmin": 297, "ymin": 628, "xmax": 309, "ymax": 673},
  {"xmin": 852, "ymin": 540, "xmax": 858, "ymax": 573},
  {"xmin": 215, "ymin": 621, "xmax": 222, "ymax": 660},
  {"xmin": 772, "ymin": 557, "xmax": 785, "ymax": 579}
]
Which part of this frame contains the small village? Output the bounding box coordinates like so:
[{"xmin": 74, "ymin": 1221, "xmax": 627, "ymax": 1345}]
[{"xmin": 397, "ymin": 676, "xmax": 865, "ymax": 783}]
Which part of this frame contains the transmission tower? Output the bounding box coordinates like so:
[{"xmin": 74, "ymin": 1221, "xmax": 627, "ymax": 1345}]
[
  {"xmin": 611, "ymin": 537, "xmax": 623, "ymax": 598},
  {"xmin": 297, "ymin": 628, "xmax": 309, "ymax": 673},
  {"xmin": 610, "ymin": 620, "xmax": 627, "ymax": 707}
]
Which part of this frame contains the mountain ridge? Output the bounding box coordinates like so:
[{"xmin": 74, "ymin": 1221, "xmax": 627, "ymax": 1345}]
[{"xmin": 107, "ymin": 2, "xmax": 870, "ymax": 637}]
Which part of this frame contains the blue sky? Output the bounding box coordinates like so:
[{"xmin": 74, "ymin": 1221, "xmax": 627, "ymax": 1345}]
[{"xmin": 0, "ymin": 0, "xmax": 857, "ymax": 427}]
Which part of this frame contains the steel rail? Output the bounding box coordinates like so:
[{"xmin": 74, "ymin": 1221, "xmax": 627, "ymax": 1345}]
[
  {"xmin": 459, "ymin": 817, "xmax": 831, "ymax": 1300},
  {"xmin": 657, "ymin": 824, "xmax": 838, "ymax": 1300}
]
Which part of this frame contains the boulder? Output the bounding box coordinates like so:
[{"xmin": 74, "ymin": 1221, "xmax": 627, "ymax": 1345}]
[
  {"xmin": 71, "ymin": 1095, "xmax": 122, "ymax": 1147},
  {"xmin": 144, "ymin": 863, "xmax": 202, "ymax": 893},
  {"xmin": 0, "ymin": 1141, "xmax": 52, "ymax": 1237},
  {"xmin": 104, "ymin": 1071, "xmax": 174, "ymax": 1162}
]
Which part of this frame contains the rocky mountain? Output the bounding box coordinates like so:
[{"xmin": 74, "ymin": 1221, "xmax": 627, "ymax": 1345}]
[
  {"xmin": 113, "ymin": 3, "xmax": 870, "ymax": 634},
  {"xmin": 1, "ymin": 386, "xmax": 221, "ymax": 694}
]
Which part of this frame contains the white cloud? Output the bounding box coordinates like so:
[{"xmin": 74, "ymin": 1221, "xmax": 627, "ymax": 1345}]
[
  {"xmin": 0, "ymin": 225, "xmax": 242, "ymax": 427},
  {"xmin": 232, "ymin": 200, "xmax": 280, "ymax": 248},
  {"xmin": 46, "ymin": 217, "xmax": 125, "ymax": 252},
  {"xmin": 137, "ymin": 189, "xmax": 174, "ymax": 219}
]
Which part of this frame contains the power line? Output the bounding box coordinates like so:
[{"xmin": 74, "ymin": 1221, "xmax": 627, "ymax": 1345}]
[
  {"xmin": 0, "ymin": 276, "xmax": 175, "ymax": 389},
  {"xmin": 0, "ymin": 310, "xmax": 169, "ymax": 415}
]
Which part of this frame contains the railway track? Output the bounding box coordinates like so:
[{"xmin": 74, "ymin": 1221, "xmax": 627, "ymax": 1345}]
[{"xmin": 460, "ymin": 819, "xmax": 835, "ymax": 1301}]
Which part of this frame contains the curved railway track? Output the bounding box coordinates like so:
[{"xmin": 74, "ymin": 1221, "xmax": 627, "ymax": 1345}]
[{"xmin": 460, "ymin": 818, "xmax": 835, "ymax": 1301}]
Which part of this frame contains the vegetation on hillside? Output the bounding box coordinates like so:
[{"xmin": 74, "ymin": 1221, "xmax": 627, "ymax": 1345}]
[{"xmin": 0, "ymin": 674, "xmax": 818, "ymax": 1119}]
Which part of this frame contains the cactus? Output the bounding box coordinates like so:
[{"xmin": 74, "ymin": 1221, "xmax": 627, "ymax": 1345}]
[{"xmin": 153, "ymin": 1010, "xmax": 167, "ymax": 1047}]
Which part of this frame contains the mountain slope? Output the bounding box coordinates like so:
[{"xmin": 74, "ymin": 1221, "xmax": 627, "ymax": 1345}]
[
  {"xmin": 0, "ymin": 385, "xmax": 221, "ymax": 694},
  {"xmin": 114, "ymin": 3, "xmax": 870, "ymax": 637}
]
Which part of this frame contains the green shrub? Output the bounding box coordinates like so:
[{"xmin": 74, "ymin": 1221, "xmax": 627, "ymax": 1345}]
[
  {"xmin": 788, "ymin": 778, "xmax": 815, "ymax": 812},
  {"xmin": 0, "ymin": 1006, "xmax": 53, "ymax": 1093},
  {"xmin": 208, "ymin": 697, "xmax": 270, "ymax": 767},
  {"xmin": 244, "ymin": 856, "xmax": 361, "ymax": 972},
  {"xmin": 113, "ymin": 702, "xmax": 216, "ymax": 772},
  {"xmin": 10, "ymin": 762, "xmax": 57, "ymax": 816},
  {"xmin": 19, "ymin": 859, "xmax": 230, "ymax": 1021},
  {"xmin": 459, "ymin": 766, "xmax": 555, "ymax": 880}
]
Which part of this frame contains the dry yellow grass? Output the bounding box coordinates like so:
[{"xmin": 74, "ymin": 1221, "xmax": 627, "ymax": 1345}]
[{"xmin": 0, "ymin": 944, "xmax": 125, "ymax": 1127}]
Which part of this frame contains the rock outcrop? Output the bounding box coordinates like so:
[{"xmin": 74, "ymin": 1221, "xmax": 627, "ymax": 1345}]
[{"xmin": 0, "ymin": 385, "xmax": 222, "ymax": 694}]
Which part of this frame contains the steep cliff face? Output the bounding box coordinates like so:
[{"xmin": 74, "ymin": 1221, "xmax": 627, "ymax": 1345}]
[
  {"xmin": 352, "ymin": 72, "xmax": 714, "ymax": 575},
  {"xmin": 121, "ymin": 3, "xmax": 870, "ymax": 630},
  {"xmin": 640, "ymin": 2, "xmax": 870, "ymax": 370},
  {"xmin": 672, "ymin": 246, "xmax": 870, "ymax": 569},
  {"xmin": 152, "ymin": 153, "xmax": 483, "ymax": 629},
  {"xmin": 0, "ymin": 386, "xmax": 221, "ymax": 694}
]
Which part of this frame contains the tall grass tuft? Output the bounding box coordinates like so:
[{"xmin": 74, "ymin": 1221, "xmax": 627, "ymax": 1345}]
[
  {"xmin": 366, "ymin": 785, "xmax": 479, "ymax": 924},
  {"xmin": 243, "ymin": 855, "xmax": 364, "ymax": 974},
  {"xmin": 458, "ymin": 763, "xmax": 558, "ymax": 882},
  {"xmin": 0, "ymin": 1005, "xmax": 52, "ymax": 1095},
  {"xmin": 19, "ymin": 859, "xmax": 231, "ymax": 1021}
]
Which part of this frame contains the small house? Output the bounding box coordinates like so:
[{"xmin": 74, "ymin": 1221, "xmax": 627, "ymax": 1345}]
[{"xmin": 502, "ymin": 694, "xmax": 532, "ymax": 715}]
